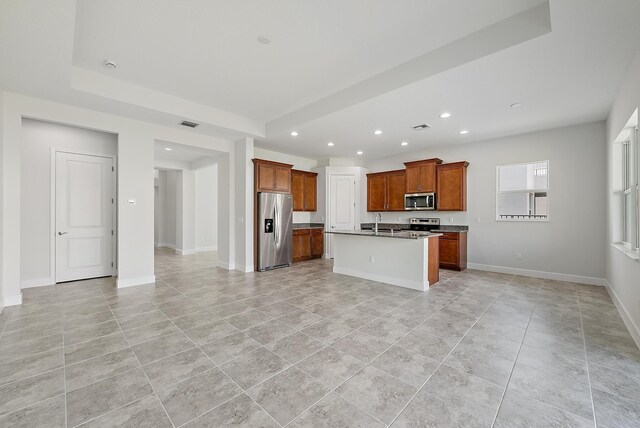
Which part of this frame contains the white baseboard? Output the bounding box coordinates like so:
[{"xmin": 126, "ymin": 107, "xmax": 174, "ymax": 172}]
[
  {"xmin": 235, "ymin": 264, "xmax": 254, "ymax": 273},
  {"xmin": 605, "ymin": 280, "xmax": 640, "ymax": 349},
  {"xmin": 196, "ymin": 246, "xmax": 218, "ymax": 252},
  {"xmin": 466, "ymin": 263, "xmax": 606, "ymax": 286},
  {"xmin": 117, "ymin": 275, "xmax": 156, "ymax": 289},
  {"xmin": 216, "ymin": 260, "xmax": 235, "ymax": 270},
  {"xmin": 4, "ymin": 293, "xmax": 23, "ymax": 306},
  {"xmin": 21, "ymin": 277, "xmax": 55, "ymax": 289},
  {"xmin": 176, "ymin": 248, "xmax": 197, "ymax": 256},
  {"xmin": 156, "ymin": 243, "xmax": 176, "ymax": 249},
  {"xmin": 333, "ymin": 266, "xmax": 427, "ymax": 291}
]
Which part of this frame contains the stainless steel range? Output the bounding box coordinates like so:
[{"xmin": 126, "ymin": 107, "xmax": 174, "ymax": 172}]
[{"xmin": 409, "ymin": 217, "xmax": 440, "ymax": 232}]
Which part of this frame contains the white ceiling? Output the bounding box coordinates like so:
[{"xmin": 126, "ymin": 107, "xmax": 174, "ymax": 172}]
[{"xmin": 1, "ymin": 0, "xmax": 640, "ymax": 161}]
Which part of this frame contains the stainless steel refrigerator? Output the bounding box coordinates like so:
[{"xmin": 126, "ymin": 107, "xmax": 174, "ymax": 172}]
[{"xmin": 257, "ymin": 192, "xmax": 293, "ymax": 271}]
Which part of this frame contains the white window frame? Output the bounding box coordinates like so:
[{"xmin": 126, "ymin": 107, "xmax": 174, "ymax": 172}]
[
  {"xmin": 621, "ymin": 127, "xmax": 639, "ymax": 252},
  {"xmin": 496, "ymin": 160, "xmax": 550, "ymax": 222}
]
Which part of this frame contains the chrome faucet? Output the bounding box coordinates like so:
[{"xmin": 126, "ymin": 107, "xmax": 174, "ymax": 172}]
[{"xmin": 375, "ymin": 213, "xmax": 382, "ymax": 234}]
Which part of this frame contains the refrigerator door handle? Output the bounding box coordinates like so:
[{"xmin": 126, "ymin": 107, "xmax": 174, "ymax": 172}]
[{"xmin": 274, "ymin": 198, "xmax": 279, "ymax": 246}]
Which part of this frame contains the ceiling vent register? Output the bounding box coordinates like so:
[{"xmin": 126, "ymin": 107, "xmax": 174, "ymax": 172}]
[{"xmin": 180, "ymin": 120, "xmax": 199, "ymax": 128}]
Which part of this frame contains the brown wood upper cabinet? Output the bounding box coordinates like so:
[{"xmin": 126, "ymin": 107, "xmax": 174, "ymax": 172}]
[
  {"xmin": 436, "ymin": 161, "xmax": 469, "ymax": 211},
  {"xmin": 291, "ymin": 169, "xmax": 317, "ymax": 211},
  {"xmin": 253, "ymin": 159, "xmax": 293, "ymax": 193},
  {"xmin": 367, "ymin": 170, "xmax": 405, "ymax": 211},
  {"xmin": 404, "ymin": 158, "xmax": 442, "ymax": 193}
]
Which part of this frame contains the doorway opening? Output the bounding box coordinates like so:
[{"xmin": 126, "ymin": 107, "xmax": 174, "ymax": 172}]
[
  {"xmin": 153, "ymin": 140, "xmax": 221, "ymax": 261},
  {"xmin": 20, "ymin": 118, "xmax": 118, "ymax": 289}
]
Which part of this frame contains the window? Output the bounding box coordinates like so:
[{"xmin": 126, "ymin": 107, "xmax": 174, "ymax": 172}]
[
  {"xmin": 496, "ymin": 161, "xmax": 549, "ymax": 221},
  {"xmin": 622, "ymin": 127, "xmax": 638, "ymax": 249},
  {"xmin": 612, "ymin": 108, "xmax": 639, "ymax": 259}
]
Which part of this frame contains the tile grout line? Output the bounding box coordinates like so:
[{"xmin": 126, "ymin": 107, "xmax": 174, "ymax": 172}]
[
  {"xmin": 146, "ymin": 289, "xmax": 285, "ymax": 428},
  {"xmin": 385, "ymin": 277, "xmax": 509, "ymax": 427},
  {"xmin": 577, "ymin": 292, "xmax": 599, "ymax": 428},
  {"xmin": 102, "ymin": 293, "xmax": 177, "ymax": 428},
  {"xmin": 286, "ymin": 273, "xmax": 489, "ymax": 426},
  {"xmin": 488, "ymin": 277, "xmax": 538, "ymax": 428}
]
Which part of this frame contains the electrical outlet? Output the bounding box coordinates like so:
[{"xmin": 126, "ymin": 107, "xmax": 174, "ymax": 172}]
[
  {"xmin": 476, "ymin": 217, "xmax": 481, "ymax": 223},
  {"xmin": 516, "ymin": 253, "xmax": 522, "ymax": 260},
  {"xmin": 369, "ymin": 256, "xmax": 374, "ymax": 263},
  {"xmin": 449, "ymin": 217, "xmax": 454, "ymax": 223}
]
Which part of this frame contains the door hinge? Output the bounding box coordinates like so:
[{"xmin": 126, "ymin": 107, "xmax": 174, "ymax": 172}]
[
  {"xmin": 111, "ymin": 230, "xmax": 114, "ymax": 236},
  {"xmin": 111, "ymin": 262, "xmax": 113, "ymax": 267},
  {"xmin": 111, "ymin": 198, "xmax": 114, "ymax": 204},
  {"xmin": 112, "ymin": 166, "xmax": 114, "ymax": 172}
]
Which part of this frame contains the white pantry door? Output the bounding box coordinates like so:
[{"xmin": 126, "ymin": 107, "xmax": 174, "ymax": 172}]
[
  {"xmin": 56, "ymin": 152, "xmax": 114, "ymax": 282},
  {"xmin": 328, "ymin": 174, "xmax": 355, "ymax": 258}
]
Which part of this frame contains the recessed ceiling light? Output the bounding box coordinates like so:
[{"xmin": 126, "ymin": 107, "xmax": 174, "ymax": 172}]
[
  {"xmin": 104, "ymin": 60, "xmax": 117, "ymax": 69},
  {"xmin": 459, "ymin": 130, "xmax": 469, "ymax": 135},
  {"xmin": 401, "ymin": 141, "xmax": 409, "ymax": 146},
  {"xmin": 164, "ymin": 147, "xmax": 173, "ymax": 151},
  {"xmin": 327, "ymin": 142, "xmax": 334, "ymax": 147},
  {"xmin": 257, "ymin": 36, "xmax": 271, "ymax": 45},
  {"xmin": 357, "ymin": 151, "xmax": 363, "ymax": 155},
  {"xmin": 510, "ymin": 102, "xmax": 522, "ymax": 108},
  {"xmin": 374, "ymin": 130, "xmax": 382, "ymax": 135},
  {"xmin": 290, "ymin": 131, "xmax": 298, "ymax": 136},
  {"xmin": 439, "ymin": 112, "xmax": 451, "ymax": 118}
]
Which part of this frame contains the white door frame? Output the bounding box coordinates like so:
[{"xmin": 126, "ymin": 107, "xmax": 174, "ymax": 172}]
[{"xmin": 50, "ymin": 149, "xmax": 117, "ymax": 282}]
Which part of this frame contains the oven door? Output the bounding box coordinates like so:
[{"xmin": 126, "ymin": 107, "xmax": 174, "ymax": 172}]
[{"xmin": 404, "ymin": 193, "xmax": 435, "ymax": 210}]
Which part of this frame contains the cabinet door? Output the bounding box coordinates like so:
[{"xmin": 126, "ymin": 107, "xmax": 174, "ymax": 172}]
[
  {"xmin": 299, "ymin": 234, "xmax": 311, "ymax": 259},
  {"xmin": 304, "ymin": 174, "xmax": 317, "ymax": 211},
  {"xmin": 310, "ymin": 230, "xmax": 323, "ymax": 258},
  {"xmin": 437, "ymin": 163, "xmax": 468, "ymax": 211},
  {"xmin": 257, "ymin": 163, "xmax": 276, "ymax": 191},
  {"xmin": 386, "ymin": 172, "xmax": 406, "ymax": 211},
  {"xmin": 405, "ymin": 165, "xmax": 421, "ymax": 193},
  {"xmin": 291, "ymin": 171, "xmax": 304, "ymax": 211},
  {"xmin": 274, "ymin": 166, "xmax": 291, "ymax": 192},
  {"xmin": 419, "ymin": 163, "xmax": 436, "ymax": 193},
  {"xmin": 439, "ymin": 238, "xmax": 459, "ymax": 268},
  {"xmin": 367, "ymin": 175, "xmax": 387, "ymax": 211}
]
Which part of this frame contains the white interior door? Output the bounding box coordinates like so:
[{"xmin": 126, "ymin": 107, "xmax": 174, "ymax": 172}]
[
  {"xmin": 328, "ymin": 174, "xmax": 356, "ymax": 258},
  {"xmin": 56, "ymin": 152, "xmax": 114, "ymax": 282}
]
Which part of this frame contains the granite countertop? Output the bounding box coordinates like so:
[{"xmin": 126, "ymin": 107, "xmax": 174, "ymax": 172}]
[
  {"xmin": 293, "ymin": 223, "xmax": 324, "ymax": 229},
  {"xmin": 360, "ymin": 223, "xmax": 468, "ymax": 232},
  {"xmin": 326, "ymin": 230, "xmax": 442, "ymax": 240}
]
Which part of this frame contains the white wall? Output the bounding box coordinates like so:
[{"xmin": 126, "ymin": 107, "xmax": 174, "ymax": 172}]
[
  {"xmin": 0, "ymin": 88, "xmax": 4, "ymax": 311},
  {"xmin": 1, "ymin": 92, "xmax": 234, "ymax": 302},
  {"xmin": 195, "ymin": 163, "xmax": 218, "ymax": 251},
  {"xmin": 365, "ymin": 122, "xmax": 607, "ymax": 284},
  {"xmin": 20, "ymin": 119, "xmax": 117, "ymax": 287},
  {"xmin": 606, "ymin": 45, "xmax": 640, "ymax": 344},
  {"xmin": 153, "ymin": 171, "xmax": 165, "ymax": 245},
  {"xmin": 234, "ymin": 138, "xmax": 255, "ymax": 272}
]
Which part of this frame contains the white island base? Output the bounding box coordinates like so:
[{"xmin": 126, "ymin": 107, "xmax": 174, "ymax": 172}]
[{"xmin": 329, "ymin": 231, "xmax": 440, "ymax": 291}]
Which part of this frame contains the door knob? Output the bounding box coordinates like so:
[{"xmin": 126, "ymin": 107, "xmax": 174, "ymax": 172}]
[{"xmin": 58, "ymin": 232, "xmax": 68, "ymax": 235}]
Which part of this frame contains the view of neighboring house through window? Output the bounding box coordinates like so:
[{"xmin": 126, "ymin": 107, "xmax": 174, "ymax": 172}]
[{"xmin": 496, "ymin": 161, "xmax": 549, "ymax": 221}]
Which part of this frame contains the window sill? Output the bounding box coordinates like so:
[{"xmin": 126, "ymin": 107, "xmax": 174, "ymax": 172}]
[{"xmin": 611, "ymin": 243, "xmax": 640, "ymax": 261}]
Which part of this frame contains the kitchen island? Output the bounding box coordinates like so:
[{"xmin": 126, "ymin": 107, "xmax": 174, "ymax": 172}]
[{"xmin": 326, "ymin": 230, "xmax": 441, "ymax": 291}]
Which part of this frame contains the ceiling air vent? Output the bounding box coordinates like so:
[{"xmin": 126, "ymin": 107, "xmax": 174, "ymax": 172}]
[
  {"xmin": 412, "ymin": 124, "xmax": 431, "ymax": 131},
  {"xmin": 180, "ymin": 120, "xmax": 199, "ymax": 128}
]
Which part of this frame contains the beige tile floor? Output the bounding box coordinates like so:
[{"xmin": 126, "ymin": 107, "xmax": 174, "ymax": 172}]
[{"xmin": 0, "ymin": 247, "xmax": 639, "ymax": 427}]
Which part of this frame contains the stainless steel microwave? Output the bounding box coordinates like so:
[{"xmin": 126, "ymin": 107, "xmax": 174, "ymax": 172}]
[{"xmin": 404, "ymin": 193, "xmax": 435, "ymax": 211}]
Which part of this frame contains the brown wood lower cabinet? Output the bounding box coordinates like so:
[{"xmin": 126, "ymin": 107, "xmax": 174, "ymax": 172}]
[
  {"xmin": 293, "ymin": 228, "xmax": 323, "ymax": 262},
  {"xmin": 438, "ymin": 231, "xmax": 467, "ymax": 271}
]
